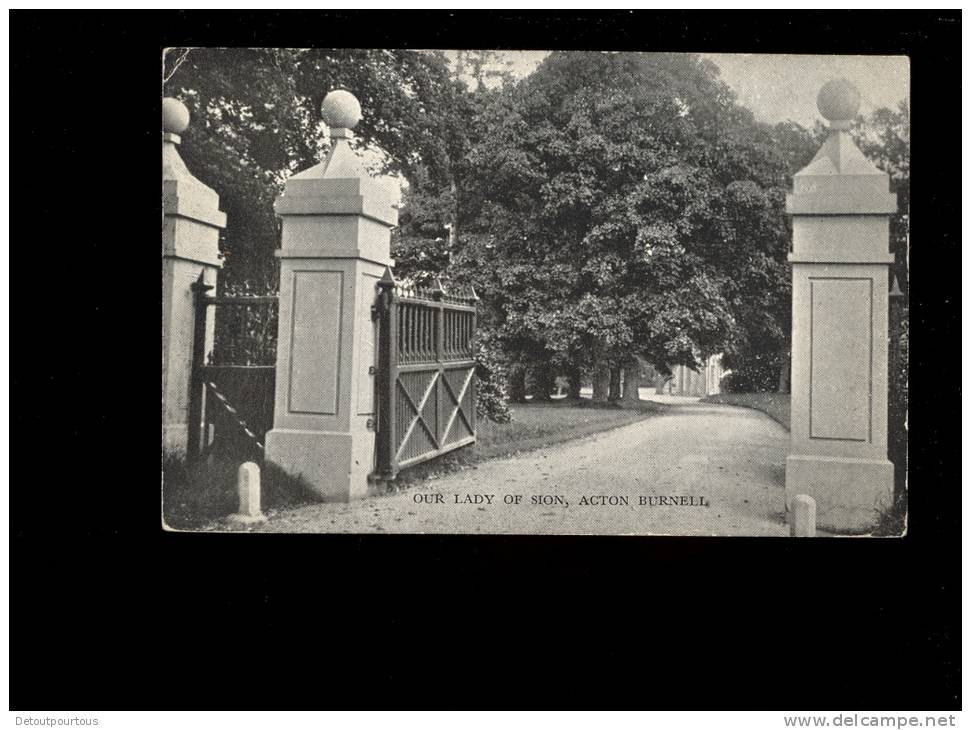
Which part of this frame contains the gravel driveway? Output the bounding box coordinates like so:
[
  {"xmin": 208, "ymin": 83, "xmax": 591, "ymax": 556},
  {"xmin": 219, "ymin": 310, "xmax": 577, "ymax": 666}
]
[{"xmin": 247, "ymin": 400, "xmax": 790, "ymax": 536}]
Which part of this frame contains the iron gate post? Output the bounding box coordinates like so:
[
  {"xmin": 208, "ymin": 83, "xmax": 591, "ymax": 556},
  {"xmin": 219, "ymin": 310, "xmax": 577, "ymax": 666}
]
[
  {"xmin": 186, "ymin": 274, "xmax": 213, "ymax": 462},
  {"xmin": 471, "ymin": 287, "xmax": 479, "ymax": 437},
  {"xmin": 888, "ymin": 272, "xmax": 906, "ymax": 501},
  {"xmin": 375, "ymin": 268, "xmax": 397, "ymax": 481}
]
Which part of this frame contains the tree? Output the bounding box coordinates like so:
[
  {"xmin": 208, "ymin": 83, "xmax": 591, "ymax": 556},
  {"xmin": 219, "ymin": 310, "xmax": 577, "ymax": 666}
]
[
  {"xmin": 388, "ymin": 54, "xmax": 525, "ymax": 412},
  {"xmin": 852, "ymin": 100, "xmax": 910, "ymax": 291},
  {"xmin": 391, "ymin": 52, "xmax": 510, "ymax": 286},
  {"xmin": 722, "ymin": 100, "xmax": 909, "ymax": 393},
  {"xmin": 452, "ymin": 52, "xmax": 804, "ymax": 393},
  {"xmin": 852, "ymin": 101, "xmax": 909, "ymax": 494},
  {"xmin": 165, "ymin": 48, "xmax": 521, "ymax": 422},
  {"xmin": 704, "ymin": 117, "xmax": 820, "ymax": 393},
  {"xmin": 163, "ymin": 48, "xmax": 462, "ymax": 292}
]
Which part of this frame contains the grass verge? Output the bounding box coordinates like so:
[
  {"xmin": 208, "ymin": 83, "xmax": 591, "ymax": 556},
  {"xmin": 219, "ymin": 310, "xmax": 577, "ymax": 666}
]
[
  {"xmin": 476, "ymin": 399, "xmax": 657, "ymax": 459},
  {"xmin": 702, "ymin": 392, "xmax": 791, "ymax": 430},
  {"xmin": 872, "ymin": 490, "xmax": 908, "ymax": 537},
  {"xmin": 163, "ymin": 399, "xmax": 659, "ymax": 525},
  {"xmin": 389, "ymin": 398, "xmax": 659, "ymax": 490},
  {"xmin": 162, "ymin": 452, "xmax": 312, "ymax": 530}
]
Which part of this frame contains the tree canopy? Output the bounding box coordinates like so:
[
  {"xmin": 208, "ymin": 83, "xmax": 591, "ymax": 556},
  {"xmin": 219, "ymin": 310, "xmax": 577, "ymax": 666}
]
[
  {"xmin": 164, "ymin": 48, "xmax": 908, "ymax": 406},
  {"xmin": 852, "ymin": 100, "xmax": 910, "ymax": 290},
  {"xmin": 407, "ymin": 52, "xmax": 816, "ymax": 388},
  {"xmin": 163, "ymin": 47, "xmax": 463, "ymax": 289}
]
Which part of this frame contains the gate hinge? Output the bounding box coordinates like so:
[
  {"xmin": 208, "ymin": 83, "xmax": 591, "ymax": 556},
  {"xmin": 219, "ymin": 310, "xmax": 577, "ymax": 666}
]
[
  {"xmin": 366, "ymin": 418, "xmax": 375, "ymax": 431},
  {"xmin": 369, "ymin": 365, "xmax": 377, "ymax": 375}
]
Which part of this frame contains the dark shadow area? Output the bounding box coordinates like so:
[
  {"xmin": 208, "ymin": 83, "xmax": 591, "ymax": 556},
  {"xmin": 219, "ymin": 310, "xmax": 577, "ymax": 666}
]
[{"xmin": 161, "ymin": 452, "xmax": 312, "ymax": 530}]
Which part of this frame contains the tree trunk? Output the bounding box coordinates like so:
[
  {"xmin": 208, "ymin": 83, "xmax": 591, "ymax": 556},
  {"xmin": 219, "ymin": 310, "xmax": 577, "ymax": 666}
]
[
  {"xmin": 567, "ymin": 367, "xmax": 583, "ymax": 400},
  {"xmin": 777, "ymin": 348, "xmax": 791, "ymax": 394},
  {"xmin": 530, "ymin": 364, "xmax": 553, "ymax": 402},
  {"xmin": 591, "ymin": 362, "xmax": 610, "ymax": 402},
  {"xmin": 608, "ymin": 366, "xmax": 621, "ymax": 401},
  {"xmin": 655, "ymin": 373, "xmax": 670, "ymax": 395},
  {"xmin": 509, "ymin": 366, "xmax": 527, "ymax": 403},
  {"xmin": 622, "ymin": 363, "xmax": 641, "ymax": 404}
]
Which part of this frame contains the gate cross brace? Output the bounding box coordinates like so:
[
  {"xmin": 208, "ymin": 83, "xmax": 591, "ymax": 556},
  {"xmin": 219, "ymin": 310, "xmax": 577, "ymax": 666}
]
[
  {"xmin": 204, "ymin": 380, "xmax": 265, "ymax": 451},
  {"xmin": 441, "ymin": 368, "xmax": 475, "ymax": 444},
  {"xmin": 395, "ymin": 372, "xmax": 441, "ymax": 461}
]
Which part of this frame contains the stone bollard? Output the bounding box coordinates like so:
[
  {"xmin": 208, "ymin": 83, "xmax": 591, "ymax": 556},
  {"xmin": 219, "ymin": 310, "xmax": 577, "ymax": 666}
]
[
  {"xmin": 229, "ymin": 462, "xmax": 266, "ymax": 525},
  {"xmin": 790, "ymin": 494, "xmax": 817, "ymax": 537}
]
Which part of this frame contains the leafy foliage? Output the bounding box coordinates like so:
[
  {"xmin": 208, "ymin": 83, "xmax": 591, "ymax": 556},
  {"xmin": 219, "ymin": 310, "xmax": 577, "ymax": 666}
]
[
  {"xmin": 210, "ymin": 284, "xmax": 278, "ymax": 367},
  {"xmin": 164, "ymin": 48, "xmax": 462, "ymax": 291},
  {"xmin": 888, "ymin": 301, "xmax": 909, "ymax": 498},
  {"xmin": 167, "ymin": 48, "xmax": 530, "ymax": 421},
  {"xmin": 852, "ymin": 100, "xmax": 910, "ymax": 291},
  {"xmin": 166, "ymin": 49, "xmax": 910, "ymax": 425},
  {"xmin": 851, "ymin": 102, "xmax": 909, "ymax": 496},
  {"xmin": 435, "ymin": 52, "xmax": 811, "ymax": 388},
  {"xmin": 473, "ymin": 330, "xmax": 512, "ymax": 423},
  {"xmin": 719, "ymin": 353, "xmax": 781, "ymax": 393}
]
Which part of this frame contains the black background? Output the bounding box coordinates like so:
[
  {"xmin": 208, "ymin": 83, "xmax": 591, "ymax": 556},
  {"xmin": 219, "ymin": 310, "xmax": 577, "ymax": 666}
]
[{"xmin": 8, "ymin": 10, "xmax": 960, "ymax": 710}]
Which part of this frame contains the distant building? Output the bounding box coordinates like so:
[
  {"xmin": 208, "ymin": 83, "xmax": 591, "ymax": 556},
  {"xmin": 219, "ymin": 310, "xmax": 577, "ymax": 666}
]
[{"xmin": 659, "ymin": 355, "xmax": 725, "ymax": 396}]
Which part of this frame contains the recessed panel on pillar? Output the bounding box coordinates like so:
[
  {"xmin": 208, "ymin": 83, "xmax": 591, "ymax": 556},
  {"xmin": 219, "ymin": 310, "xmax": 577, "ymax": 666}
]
[
  {"xmin": 288, "ymin": 270, "xmax": 343, "ymax": 415},
  {"xmin": 810, "ymin": 277, "xmax": 872, "ymax": 442}
]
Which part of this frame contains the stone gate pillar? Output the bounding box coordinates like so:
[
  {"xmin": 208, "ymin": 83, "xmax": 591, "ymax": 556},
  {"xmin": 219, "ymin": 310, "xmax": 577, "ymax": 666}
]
[
  {"xmin": 264, "ymin": 90, "xmax": 397, "ymax": 501},
  {"xmin": 785, "ymin": 79, "xmax": 897, "ymax": 532},
  {"xmin": 162, "ymin": 98, "xmax": 225, "ymax": 454}
]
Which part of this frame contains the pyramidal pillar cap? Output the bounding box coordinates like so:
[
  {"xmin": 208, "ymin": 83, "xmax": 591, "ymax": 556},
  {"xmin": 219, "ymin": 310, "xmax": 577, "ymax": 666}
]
[
  {"xmin": 787, "ymin": 78, "xmax": 896, "ymax": 265},
  {"xmin": 162, "ymin": 95, "xmax": 225, "ymax": 268},
  {"xmin": 275, "ymin": 87, "xmax": 398, "ymax": 229},
  {"xmin": 786, "ymin": 78, "xmax": 897, "ymax": 218}
]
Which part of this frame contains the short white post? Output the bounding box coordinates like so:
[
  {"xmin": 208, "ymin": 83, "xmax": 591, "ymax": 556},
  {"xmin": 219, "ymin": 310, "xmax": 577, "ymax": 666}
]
[
  {"xmin": 790, "ymin": 494, "xmax": 817, "ymax": 537},
  {"xmin": 229, "ymin": 462, "xmax": 265, "ymax": 525}
]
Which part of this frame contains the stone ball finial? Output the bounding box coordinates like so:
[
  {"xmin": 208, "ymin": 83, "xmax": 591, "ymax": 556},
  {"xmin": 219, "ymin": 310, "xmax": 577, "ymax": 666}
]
[
  {"xmin": 320, "ymin": 89, "xmax": 362, "ymax": 130},
  {"xmin": 162, "ymin": 97, "xmax": 190, "ymax": 135},
  {"xmin": 817, "ymin": 78, "xmax": 861, "ymax": 125}
]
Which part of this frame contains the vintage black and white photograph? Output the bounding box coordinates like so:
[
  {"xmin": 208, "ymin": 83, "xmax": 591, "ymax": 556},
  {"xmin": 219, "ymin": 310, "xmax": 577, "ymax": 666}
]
[
  {"xmin": 161, "ymin": 47, "xmax": 910, "ymax": 537},
  {"xmin": 10, "ymin": 6, "xmax": 962, "ymax": 722}
]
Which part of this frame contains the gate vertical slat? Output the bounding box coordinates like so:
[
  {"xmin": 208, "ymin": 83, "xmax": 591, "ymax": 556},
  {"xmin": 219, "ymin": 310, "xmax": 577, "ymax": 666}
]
[
  {"xmin": 424, "ymin": 308, "xmax": 431, "ymax": 360},
  {"xmin": 414, "ymin": 306, "xmax": 419, "ymax": 361},
  {"xmin": 432, "ymin": 281, "xmax": 445, "ymax": 447}
]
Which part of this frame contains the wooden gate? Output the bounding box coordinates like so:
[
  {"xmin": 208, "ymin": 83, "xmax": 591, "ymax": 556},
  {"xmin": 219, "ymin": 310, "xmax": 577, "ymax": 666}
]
[
  {"xmin": 186, "ymin": 274, "xmax": 278, "ymax": 463},
  {"xmin": 373, "ymin": 271, "xmax": 478, "ymax": 481}
]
